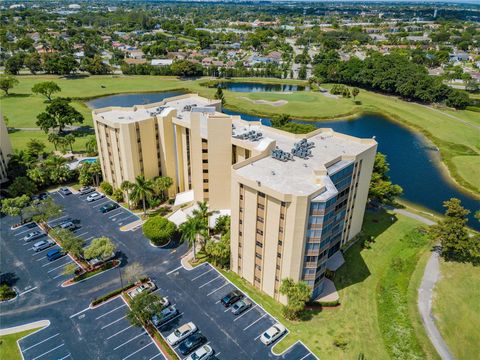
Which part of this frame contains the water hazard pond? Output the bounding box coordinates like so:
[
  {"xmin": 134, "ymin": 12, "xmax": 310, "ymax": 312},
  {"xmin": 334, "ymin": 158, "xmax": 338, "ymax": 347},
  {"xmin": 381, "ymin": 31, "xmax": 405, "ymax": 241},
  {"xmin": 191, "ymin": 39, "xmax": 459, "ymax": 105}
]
[{"xmin": 87, "ymin": 91, "xmax": 479, "ymax": 229}]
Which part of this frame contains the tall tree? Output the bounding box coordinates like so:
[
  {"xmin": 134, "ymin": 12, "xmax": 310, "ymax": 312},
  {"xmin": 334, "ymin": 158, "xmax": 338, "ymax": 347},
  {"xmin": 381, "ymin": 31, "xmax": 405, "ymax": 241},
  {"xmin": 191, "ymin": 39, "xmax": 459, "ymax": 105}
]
[
  {"xmin": 36, "ymin": 97, "xmax": 84, "ymax": 133},
  {"xmin": 26, "ymin": 139, "xmax": 46, "ymax": 158},
  {"xmin": 214, "ymin": 86, "xmax": 225, "ymax": 106},
  {"xmin": 121, "ymin": 180, "xmax": 134, "ymax": 209},
  {"xmin": 0, "ymin": 195, "xmax": 31, "ymax": 223},
  {"xmin": 32, "ymin": 81, "xmax": 61, "ymax": 101},
  {"xmin": 152, "ymin": 176, "xmax": 173, "ymax": 202},
  {"xmin": 85, "ymin": 136, "xmax": 98, "ymax": 154},
  {"xmin": 84, "ymin": 237, "xmax": 116, "ymax": 261},
  {"xmin": 429, "ymin": 198, "xmax": 479, "ymax": 262},
  {"xmin": 130, "ymin": 175, "xmax": 154, "ymax": 215},
  {"xmin": 126, "ymin": 292, "xmax": 165, "ymax": 327},
  {"xmin": 7, "ymin": 177, "xmax": 38, "ymax": 197},
  {"xmin": 0, "ymin": 75, "xmax": 19, "ymax": 96},
  {"xmin": 368, "ymin": 152, "xmax": 403, "ymax": 205},
  {"xmin": 24, "ymin": 53, "xmax": 42, "ymax": 74},
  {"xmin": 179, "ymin": 216, "xmax": 206, "ymax": 260},
  {"xmin": 64, "ymin": 134, "xmax": 76, "ymax": 152},
  {"xmin": 279, "ymin": 278, "xmax": 311, "ymax": 320}
]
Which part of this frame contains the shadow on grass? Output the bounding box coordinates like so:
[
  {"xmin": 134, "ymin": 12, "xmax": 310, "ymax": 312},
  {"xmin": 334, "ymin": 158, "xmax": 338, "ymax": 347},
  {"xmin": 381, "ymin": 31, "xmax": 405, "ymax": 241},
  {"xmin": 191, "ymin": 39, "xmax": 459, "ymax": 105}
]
[
  {"xmin": 2, "ymin": 93, "xmax": 31, "ymax": 98},
  {"xmin": 335, "ymin": 209, "xmax": 398, "ymax": 292}
]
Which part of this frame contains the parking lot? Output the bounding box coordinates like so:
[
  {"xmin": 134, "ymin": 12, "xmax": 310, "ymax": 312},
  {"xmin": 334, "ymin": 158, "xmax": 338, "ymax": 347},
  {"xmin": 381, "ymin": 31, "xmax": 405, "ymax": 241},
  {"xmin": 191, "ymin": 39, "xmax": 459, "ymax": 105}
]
[
  {"xmin": 1, "ymin": 188, "xmax": 317, "ymax": 360},
  {"xmin": 18, "ymin": 322, "xmax": 72, "ymax": 360},
  {"xmin": 70, "ymin": 296, "xmax": 165, "ymax": 360}
]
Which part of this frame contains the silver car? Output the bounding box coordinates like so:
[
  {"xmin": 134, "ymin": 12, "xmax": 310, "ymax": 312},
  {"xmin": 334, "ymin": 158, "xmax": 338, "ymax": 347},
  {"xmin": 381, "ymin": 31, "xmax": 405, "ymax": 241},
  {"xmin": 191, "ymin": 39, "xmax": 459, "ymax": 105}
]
[
  {"xmin": 33, "ymin": 239, "xmax": 54, "ymax": 252},
  {"xmin": 23, "ymin": 230, "xmax": 45, "ymax": 242}
]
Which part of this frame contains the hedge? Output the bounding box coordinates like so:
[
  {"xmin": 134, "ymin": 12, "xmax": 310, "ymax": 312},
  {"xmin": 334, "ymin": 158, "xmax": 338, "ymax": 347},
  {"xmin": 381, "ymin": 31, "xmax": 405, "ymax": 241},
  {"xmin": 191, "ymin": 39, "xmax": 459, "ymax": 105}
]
[{"xmin": 143, "ymin": 216, "xmax": 176, "ymax": 246}]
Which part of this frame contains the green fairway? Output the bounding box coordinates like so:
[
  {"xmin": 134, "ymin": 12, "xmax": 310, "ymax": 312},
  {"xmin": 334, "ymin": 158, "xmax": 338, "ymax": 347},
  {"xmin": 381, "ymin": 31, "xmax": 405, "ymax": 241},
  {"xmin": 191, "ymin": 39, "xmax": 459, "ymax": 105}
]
[
  {"xmin": 0, "ymin": 328, "xmax": 42, "ymax": 360},
  {"xmin": 433, "ymin": 260, "xmax": 480, "ymax": 360},
  {"xmin": 221, "ymin": 211, "xmax": 437, "ymax": 359},
  {"xmin": 2, "ymin": 75, "xmax": 479, "ymax": 196}
]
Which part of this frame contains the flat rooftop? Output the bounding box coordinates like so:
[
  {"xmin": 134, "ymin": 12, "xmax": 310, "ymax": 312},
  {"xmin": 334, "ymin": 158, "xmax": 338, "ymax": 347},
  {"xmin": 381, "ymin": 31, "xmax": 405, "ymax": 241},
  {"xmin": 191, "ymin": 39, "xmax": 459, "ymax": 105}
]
[
  {"xmin": 234, "ymin": 123, "xmax": 376, "ymax": 197},
  {"xmin": 93, "ymin": 94, "xmax": 217, "ymax": 125}
]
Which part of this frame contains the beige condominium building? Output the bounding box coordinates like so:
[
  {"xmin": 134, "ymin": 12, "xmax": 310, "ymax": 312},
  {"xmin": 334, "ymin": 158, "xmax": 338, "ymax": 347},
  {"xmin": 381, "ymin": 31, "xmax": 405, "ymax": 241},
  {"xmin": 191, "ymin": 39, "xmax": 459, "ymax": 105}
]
[
  {"xmin": 93, "ymin": 94, "xmax": 377, "ymax": 303},
  {"xmin": 0, "ymin": 114, "xmax": 13, "ymax": 184}
]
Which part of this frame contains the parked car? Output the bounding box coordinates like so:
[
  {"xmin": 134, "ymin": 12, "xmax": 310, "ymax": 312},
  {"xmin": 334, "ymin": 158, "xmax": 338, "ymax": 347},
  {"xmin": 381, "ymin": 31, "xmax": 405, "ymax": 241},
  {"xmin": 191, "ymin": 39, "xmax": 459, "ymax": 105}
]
[
  {"xmin": 32, "ymin": 192, "xmax": 48, "ymax": 201},
  {"xmin": 127, "ymin": 280, "xmax": 157, "ymax": 299},
  {"xmin": 33, "ymin": 239, "xmax": 54, "ymax": 252},
  {"xmin": 221, "ymin": 290, "xmax": 243, "ymax": 308},
  {"xmin": 86, "ymin": 192, "xmax": 105, "ymax": 202},
  {"xmin": 166, "ymin": 322, "xmax": 197, "ymax": 345},
  {"xmin": 58, "ymin": 221, "xmax": 78, "ymax": 231},
  {"xmin": 178, "ymin": 332, "xmax": 208, "ymax": 355},
  {"xmin": 59, "ymin": 187, "xmax": 72, "ymax": 196},
  {"xmin": 184, "ymin": 345, "xmax": 213, "ymax": 360},
  {"xmin": 260, "ymin": 323, "xmax": 286, "ymax": 345},
  {"xmin": 87, "ymin": 252, "xmax": 115, "ymax": 267},
  {"xmin": 231, "ymin": 298, "xmax": 253, "ymax": 315},
  {"xmin": 79, "ymin": 186, "xmax": 95, "ymax": 195},
  {"xmin": 152, "ymin": 305, "xmax": 179, "ymax": 327},
  {"xmin": 99, "ymin": 203, "xmax": 119, "ymax": 213},
  {"xmin": 23, "ymin": 230, "xmax": 45, "ymax": 242},
  {"xmin": 46, "ymin": 248, "xmax": 64, "ymax": 261}
]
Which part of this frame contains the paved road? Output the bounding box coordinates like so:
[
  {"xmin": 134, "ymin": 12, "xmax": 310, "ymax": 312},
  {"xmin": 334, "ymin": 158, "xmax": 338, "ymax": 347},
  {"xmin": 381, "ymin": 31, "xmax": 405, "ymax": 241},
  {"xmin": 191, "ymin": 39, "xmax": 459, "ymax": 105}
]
[{"xmin": 391, "ymin": 207, "xmax": 454, "ymax": 360}]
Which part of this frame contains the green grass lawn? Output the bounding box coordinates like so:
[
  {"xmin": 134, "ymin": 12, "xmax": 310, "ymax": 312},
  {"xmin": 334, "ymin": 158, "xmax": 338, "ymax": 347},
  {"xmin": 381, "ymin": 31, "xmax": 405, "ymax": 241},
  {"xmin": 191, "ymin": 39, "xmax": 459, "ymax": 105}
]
[
  {"xmin": 0, "ymin": 328, "xmax": 42, "ymax": 360},
  {"xmin": 221, "ymin": 210, "xmax": 437, "ymax": 359},
  {"xmin": 3, "ymin": 75, "xmax": 479, "ymax": 196},
  {"xmin": 433, "ymin": 260, "xmax": 480, "ymax": 360}
]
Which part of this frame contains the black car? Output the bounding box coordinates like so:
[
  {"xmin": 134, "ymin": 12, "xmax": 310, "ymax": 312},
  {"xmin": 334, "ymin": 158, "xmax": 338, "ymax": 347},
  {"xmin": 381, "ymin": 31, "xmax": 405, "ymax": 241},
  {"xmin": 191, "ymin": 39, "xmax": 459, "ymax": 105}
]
[
  {"xmin": 221, "ymin": 290, "xmax": 243, "ymax": 308},
  {"xmin": 178, "ymin": 332, "xmax": 207, "ymax": 355},
  {"xmin": 99, "ymin": 203, "xmax": 119, "ymax": 213}
]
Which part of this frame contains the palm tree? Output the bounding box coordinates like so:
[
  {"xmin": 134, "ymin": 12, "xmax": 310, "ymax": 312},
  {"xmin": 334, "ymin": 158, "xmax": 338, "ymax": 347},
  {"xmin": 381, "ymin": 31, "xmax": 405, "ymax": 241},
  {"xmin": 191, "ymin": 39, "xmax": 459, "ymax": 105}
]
[
  {"xmin": 121, "ymin": 180, "xmax": 134, "ymax": 209},
  {"xmin": 152, "ymin": 176, "xmax": 173, "ymax": 202},
  {"xmin": 48, "ymin": 133, "xmax": 61, "ymax": 151},
  {"xmin": 85, "ymin": 136, "xmax": 97, "ymax": 155},
  {"xmin": 129, "ymin": 176, "xmax": 154, "ymax": 216},
  {"xmin": 192, "ymin": 201, "xmax": 213, "ymax": 241},
  {"xmin": 179, "ymin": 216, "xmax": 206, "ymax": 261},
  {"xmin": 64, "ymin": 134, "xmax": 75, "ymax": 152}
]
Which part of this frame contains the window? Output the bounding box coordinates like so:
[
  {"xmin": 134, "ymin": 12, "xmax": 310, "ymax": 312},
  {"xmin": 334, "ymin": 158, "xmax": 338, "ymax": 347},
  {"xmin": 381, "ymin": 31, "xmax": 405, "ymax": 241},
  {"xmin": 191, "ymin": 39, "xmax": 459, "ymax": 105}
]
[
  {"xmin": 257, "ymin": 204, "xmax": 264, "ymax": 210},
  {"xmin": 277, "ymin": 253, "xmax": 282, "ymax": 259},
  {"xmin": 254, "ymin": 276, "xmax": 261, "ymax": 283},
  {"xmin": 256, "ymin": 229, "xmax": 263, "ymax": 235},
  {"xmin": 203, "ymin": 179, "xmax": 209, "ymax": 183},
  {"xmin": 258, "ymin": 192, "xmax": 265, "ymax": 198},
  {"xmin": 276, "ymin": 265, "xmax": 280, "ymax": 270},
  {"xmin": 256, "ymin": 216, "xmax": 264, "ymax": 223},
  {"xmin": 255, "ymin": 253, "xmax": 262, "ymax": 259},
  {"xmin": 256, "ymin": 241, "xmax": 263, "ymax": 248},
  {"xmin": 202, "ymin": 159, "xmax": 208, "ymax": 164},
  {"xmin": 255, "ymin": 265, "xmax": 261, "ymax": 271},
  {"xmin": 280, "ymin": 213, "xmax": 285, "ymax": 220},
  {"xmin": 278, "ymin": 240, "xmax": 282, "ymax": 246}
]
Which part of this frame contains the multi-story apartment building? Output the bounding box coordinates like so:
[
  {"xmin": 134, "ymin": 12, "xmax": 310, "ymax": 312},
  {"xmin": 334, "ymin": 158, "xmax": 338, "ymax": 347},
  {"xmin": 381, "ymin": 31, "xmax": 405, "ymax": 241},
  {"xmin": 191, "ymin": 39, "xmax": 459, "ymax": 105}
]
[
  {"xmin": 0, "ymin": 114, "xmax": 13, "ymax": 184},
  {"xmin": 93, "ymin": 94, "xmax": 377, "ymax": 303}
]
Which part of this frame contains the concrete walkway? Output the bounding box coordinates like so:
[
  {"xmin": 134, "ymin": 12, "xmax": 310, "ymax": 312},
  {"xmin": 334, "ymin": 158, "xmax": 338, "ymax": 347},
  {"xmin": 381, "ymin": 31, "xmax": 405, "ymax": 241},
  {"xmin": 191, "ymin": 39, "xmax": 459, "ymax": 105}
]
[
  {"xmin": 0, "ymin": 320, "xmax": 50, "ymax": 336},
  {"xmin": 391, "ymin": 207, "xmax": 454, "ymax": 360}
]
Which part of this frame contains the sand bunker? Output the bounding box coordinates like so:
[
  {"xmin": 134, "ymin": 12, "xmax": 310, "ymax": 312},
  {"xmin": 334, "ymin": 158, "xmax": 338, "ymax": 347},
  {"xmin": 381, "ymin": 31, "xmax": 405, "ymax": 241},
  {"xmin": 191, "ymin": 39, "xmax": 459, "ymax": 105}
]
[{"xmin": 239, "ymin": 96, "xmax": 288, "ymax": 107}]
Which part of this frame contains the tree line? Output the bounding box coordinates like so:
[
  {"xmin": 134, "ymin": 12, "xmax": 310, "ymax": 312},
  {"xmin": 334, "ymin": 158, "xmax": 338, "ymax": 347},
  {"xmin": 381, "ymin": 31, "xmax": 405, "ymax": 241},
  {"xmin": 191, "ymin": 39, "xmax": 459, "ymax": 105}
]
[{"xmin": 313, "ymin": 51, "xmax": 471, "ymax": 109}]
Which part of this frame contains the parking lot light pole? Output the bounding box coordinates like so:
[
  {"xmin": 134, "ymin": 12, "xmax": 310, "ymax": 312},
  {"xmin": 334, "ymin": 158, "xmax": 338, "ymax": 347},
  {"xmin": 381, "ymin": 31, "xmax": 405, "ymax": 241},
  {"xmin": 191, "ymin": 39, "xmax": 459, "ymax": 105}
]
[{"xmin": 118, "ymin": 267, "xmax": 124, "ymax": 290}]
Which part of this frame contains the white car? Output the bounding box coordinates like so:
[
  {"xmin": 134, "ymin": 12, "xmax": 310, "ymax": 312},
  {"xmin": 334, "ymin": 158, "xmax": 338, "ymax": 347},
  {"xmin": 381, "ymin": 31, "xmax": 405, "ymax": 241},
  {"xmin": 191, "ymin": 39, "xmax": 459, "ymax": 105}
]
[
  {"xmin": 166, "ymin": 322, "xmax": 197, "ymax": 345},
  {"xmin": 184, "ymin": 345, "xmax": 213, "ymax": 360},
  {"xmin": 126, "ymin": 280, "xmax": 157, "ymax": 299},
  {"xmin": 260, "ymin": 323, "xmax": 286, "ymax": 345},
  {"xmin": 86, "ymin": 192, "xmax": 105, "ymax": 202},
  {"xmin": 23, "ymin": 230, "xmax": 45, "ymax": 242},
  {"xmin": 33, "ymin": 239, "xmax": 54, "ymax": 252}
]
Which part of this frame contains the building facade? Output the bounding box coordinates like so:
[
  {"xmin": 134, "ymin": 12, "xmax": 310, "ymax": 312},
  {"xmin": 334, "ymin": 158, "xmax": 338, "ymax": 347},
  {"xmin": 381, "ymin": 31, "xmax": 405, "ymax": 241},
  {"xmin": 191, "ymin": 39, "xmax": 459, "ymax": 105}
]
[{"xmin": 93, "ymin": 94, "xmax": 377, "ymax": 303}]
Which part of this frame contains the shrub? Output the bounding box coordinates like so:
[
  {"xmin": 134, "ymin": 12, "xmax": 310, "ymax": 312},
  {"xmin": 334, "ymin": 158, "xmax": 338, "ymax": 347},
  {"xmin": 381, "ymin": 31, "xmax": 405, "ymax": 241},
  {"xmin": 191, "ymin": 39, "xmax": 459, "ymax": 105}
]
[
  {"xmin": 0, "ymin": 284, "xmax": 16, "ymax": 301},
  {"xmin": 143, "ymin": 216, "xmax": 176, "ymax": 246},
  {"xmin": 333, "ymin": 335, "xmax": 348, "ymax": 350},
  {"xmin": 100, "ymin": 181, "xmax": 113, "ymax": 195},
  {"xmin": 112, "ymin": 188, "xmax": 124, "ymax": 202}
]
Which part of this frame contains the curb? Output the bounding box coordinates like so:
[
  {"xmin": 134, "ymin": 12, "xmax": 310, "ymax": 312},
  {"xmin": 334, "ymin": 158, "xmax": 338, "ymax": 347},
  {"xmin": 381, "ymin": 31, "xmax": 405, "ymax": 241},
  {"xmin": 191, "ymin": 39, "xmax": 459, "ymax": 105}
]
[{"xmin": 0, "ymin": 320, "xmax": 50, "ymax": 336}]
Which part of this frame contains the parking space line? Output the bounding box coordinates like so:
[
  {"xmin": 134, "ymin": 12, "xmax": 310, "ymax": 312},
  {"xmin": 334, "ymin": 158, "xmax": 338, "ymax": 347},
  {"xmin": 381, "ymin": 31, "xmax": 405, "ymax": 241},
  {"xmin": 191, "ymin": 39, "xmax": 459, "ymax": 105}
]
[
  {"xmin": 224, "ymin": 307, "xmax": 231, "ymax": 313},
  {"xmin": 155, "ymin": 312, "xmax": 183, "ymax": 328},
  {"xmin": 32, "ymin": 343, "xmax": 64, "ymax": 360},
  {"xmin": 243, "ymin": 313, "xmax": 267, "ymax": 331},
  {"xmin": 207, "ymin": 283, "xmax": 229, "ymax": 296},
  {"xmin": 122, "ymin": 342, "xmax": 153, "ymax": 360},
  {"xmin": 106, "ymin": 324, "xmax": 134, "ymax": 340},
  {"xmin": 148, "ymin": 353, "xmax": 162, "ymax": 360},
  {"xmin": 85, "ymin": 236, "xmax": 95, "ymax": 241},
  {"xmin": 47, "ymin": 261, "xmax": 72, "ymax": 273},
  {"xmin": 57, "ymin": 353, "xmax": 71, "ymax": 360},
  {"xmin": 166, "ymin": 265, "xmax": 183, "ymax": 275},
  {"xmin": 22, "ymin": 333, "xmax": 60, "ymax": 351},
  {"xmin": 109, "ymin": 211, "xmax": 124, "ymax": 219},
  {"xmin": 198, "ymin": 275, "xmax": 221, "ymax": 288},
  {"xmin": 53, "ymin": 273, "xmax": 66, "ymax": 279},
  {"xmin": 18, "ymin": 286, "xmax": 38, "ymax": 296},
  {"xmin": 92, "ymin": 200, "xmax": 110, "ymax": 208},
  {"xmin": 113, "ymin": 331, "xmax": 146, "ymax": 350},
  {"xmin": 233, "ymin": 305, "xmax": 257, "ymax": 322},
  {"xmin": 299, "ymin": 354, "xmax": 311, "ymax": 360},
  {"xmin": 48, "ymin": 215, "xmax": 69, "ymax": 225},
  {"xmin": 32, "ymin": 246, "xmax": 57, "ymax": 256},
  {"xmin": 14, "ymin": 227, "xmax": 38, "ymax": 236},
  {"xmin": 117, "ymin": 215, "xmax": 136, "ymax": 223},
  {"xmin": 100, "ymin": 315, "xmax": 127, "ymax": 330},
  {"xmin": 42, "ymin": 256, "xmax": 67, "ymax": 267},
  {"xmin": 254, "ymin": 334, "xmax": 262, "ymax": 341},
  {"xmin": 95, "ymin": 304, "xmax": 126, "ymax": 320},
  {"xmin": 191, "ymin": 268, "xmax": 213, "ymax": 281},
  {"xmin": 75, "ymin": 232, "xmax": 89, "ymax": 238},
  {"xmin": 57, "ymin": 192, "xmax": 65, "ymax": 198},
  {"xmin": 69, "ymin": 306, "xmax": 90, "ymax": 319}
]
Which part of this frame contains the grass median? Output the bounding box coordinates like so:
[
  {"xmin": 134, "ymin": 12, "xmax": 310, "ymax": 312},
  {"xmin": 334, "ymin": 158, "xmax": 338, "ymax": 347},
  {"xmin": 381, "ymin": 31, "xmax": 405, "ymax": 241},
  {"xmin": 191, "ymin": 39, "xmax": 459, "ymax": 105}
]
[
  {"xmin": 221, "ymin": 210, "xmax": 436, "ymax": 359},
  {"xmin": 0, "ymin": 328, "xmax": 42, "ymax": 360}
]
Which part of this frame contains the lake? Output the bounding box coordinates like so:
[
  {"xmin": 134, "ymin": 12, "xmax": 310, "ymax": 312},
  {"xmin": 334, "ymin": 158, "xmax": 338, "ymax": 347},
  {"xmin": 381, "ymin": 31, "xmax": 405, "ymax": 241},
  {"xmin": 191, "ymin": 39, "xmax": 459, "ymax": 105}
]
[
  {"xmin": 87, "ymin": 91, "xmax": 479, "ymax": 229},
  {"xmin": 213, "ymin": 82, "xmax": 309, "ymax": 92}
]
